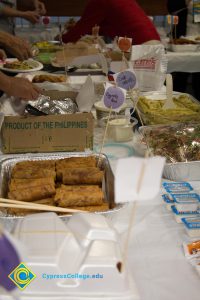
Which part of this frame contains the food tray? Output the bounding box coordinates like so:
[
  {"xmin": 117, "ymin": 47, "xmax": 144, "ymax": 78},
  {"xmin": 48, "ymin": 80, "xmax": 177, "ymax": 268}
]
[
  {"xmin": 163, "ymin": 161, "xmax": 200, "ymax": 181},
  {"xmin": 171, "ymin": 44, "xmax": 199, "ymax": 52},
  {"xmin": 137, "ymin": 92, "xmax": 200, "ymax": 125},
  {"xmin": 139, "ymin": 123, "xmax": 200, "ymax": 181},
  {"xmin": 0, "ymin": 152, "xmax": 121, "ymax": 220}
]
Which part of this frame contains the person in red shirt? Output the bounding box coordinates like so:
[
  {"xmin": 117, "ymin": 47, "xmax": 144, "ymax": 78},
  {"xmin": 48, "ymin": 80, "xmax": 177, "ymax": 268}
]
[{"xmin": 62, "ymin": 0, "xmax": 160, "ymax": 44}]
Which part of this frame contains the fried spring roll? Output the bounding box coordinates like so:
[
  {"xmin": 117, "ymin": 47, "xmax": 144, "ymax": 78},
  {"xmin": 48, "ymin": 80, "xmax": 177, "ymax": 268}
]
[
  {"xmin": 11, "ymin": 168, "xmax": 56, "ymax": 179},
  {"xmin": 61, "ymin": 167, "xmax": 104, "ymax": 185},
  {"xmin": 56, "ymin": 156, "xmax": 96, "ymax": 170},
  {"xmin": 8, "ymin": 184, "xmax": 56, "ymax": 202},
  {"xmin": 9, "ymin": 177, "xmax": 55, "ymax": 191},
  {"xmin": 12, "ymin": 160, "xmax": 55, "ymax": 171},
  {"xmin": 70, "ymin": 202, "xmax": 109, "ymax": 212},
  {"xmin": 7, "ymin": 198, "xmax": 55, "ymax": 216},
  {"xmin": 55, "ymin": 185, "xmax": 103, "ymax": 207}
]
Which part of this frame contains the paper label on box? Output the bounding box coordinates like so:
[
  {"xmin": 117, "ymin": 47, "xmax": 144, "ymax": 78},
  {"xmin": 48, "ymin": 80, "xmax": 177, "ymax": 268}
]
[{"xmin": 115, "ymin": 156, "xmax": 165, "ymax": 203}]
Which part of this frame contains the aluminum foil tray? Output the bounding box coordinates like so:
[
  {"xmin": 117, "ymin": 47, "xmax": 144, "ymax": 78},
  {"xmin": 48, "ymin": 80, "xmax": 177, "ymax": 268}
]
[
  {"xmin": 137, "ymin": 92, "xmax": 200, "ymax": 125},
  {"xmin": 163, "ymin": 161, "xmax": 200, "ymax": 181},
  {"xmin": 0, "ymin": 152, "xmax": 122, "ymax": 225}
]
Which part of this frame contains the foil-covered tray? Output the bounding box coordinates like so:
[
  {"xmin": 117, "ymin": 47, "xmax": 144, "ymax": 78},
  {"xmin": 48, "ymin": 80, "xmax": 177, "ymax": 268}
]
[
  {"xmin": 139, "ymin": 122, "xmax": 200, "ymax": 181},
  {"xmin": 0, "ymin": 152, "xmax": 122, "ymax": 224},
  {"xmin": 163, "ymin": 161, "xmax": 200, "ymax": 181}
]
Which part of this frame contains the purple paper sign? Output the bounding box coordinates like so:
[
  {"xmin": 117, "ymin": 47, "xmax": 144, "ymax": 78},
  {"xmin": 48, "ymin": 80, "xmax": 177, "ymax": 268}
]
[
  {"xmin": 103, "ymin": 86, "xmax": 125, "ymax": 109},
  {"xmin": 116, "ymin": 70, "xmax": 137, "ymax": 90},
  {"xmin": 0, "ymin": 234, "xmax": 20, "ymax": 291}
]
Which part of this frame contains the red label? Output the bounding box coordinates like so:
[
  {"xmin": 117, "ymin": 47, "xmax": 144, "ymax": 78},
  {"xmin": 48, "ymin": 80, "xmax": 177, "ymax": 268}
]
[{"xmin": 133, "ymin": 58, "xmax": 156, "ymax": 70}]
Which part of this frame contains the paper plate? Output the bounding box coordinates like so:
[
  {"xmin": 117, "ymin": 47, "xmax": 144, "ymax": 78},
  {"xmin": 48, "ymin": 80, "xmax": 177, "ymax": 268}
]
[{"xmin": 0, "ymin": 58, "xmax": 43, "ymax": 73}]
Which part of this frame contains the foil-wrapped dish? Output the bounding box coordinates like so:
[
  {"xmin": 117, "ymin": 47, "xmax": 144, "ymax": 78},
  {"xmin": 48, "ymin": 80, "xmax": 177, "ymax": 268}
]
[{"xmin": 26, "ymin": 94, "xmax": 78, "ymax": 115}]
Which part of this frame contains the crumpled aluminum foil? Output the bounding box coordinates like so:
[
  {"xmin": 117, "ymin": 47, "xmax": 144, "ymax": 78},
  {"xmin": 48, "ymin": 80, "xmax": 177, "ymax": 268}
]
[{"xmin": 28, "ymin": 94, "xmax": 78, "ymax": 115}]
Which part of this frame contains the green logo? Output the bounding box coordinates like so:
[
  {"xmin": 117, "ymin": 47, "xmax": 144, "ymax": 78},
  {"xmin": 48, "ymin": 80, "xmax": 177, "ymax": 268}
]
[{"xmin": 8, "ymin": 263, "xmax": 36, "ymax": 290}]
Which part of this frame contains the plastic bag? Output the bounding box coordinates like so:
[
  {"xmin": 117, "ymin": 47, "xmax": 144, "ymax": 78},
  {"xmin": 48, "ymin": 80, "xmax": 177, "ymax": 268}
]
[{"xmin": 130, "ymin": 44, "xmax": 167, "ymax": 91}]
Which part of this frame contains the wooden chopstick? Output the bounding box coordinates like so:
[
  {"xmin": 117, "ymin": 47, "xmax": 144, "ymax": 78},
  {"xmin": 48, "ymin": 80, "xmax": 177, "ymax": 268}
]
[{"xmin": 0, "ymin": 198, "xmax": 85, "ymax": 214}]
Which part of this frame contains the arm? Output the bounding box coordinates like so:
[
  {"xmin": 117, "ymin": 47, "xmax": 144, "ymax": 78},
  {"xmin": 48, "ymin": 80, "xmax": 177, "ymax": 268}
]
[
  {"xmin": 17, "ymin": 0, "xmax": 46, "ymax": 14},
  {"xmin": 62, "ymin": 0, "xmax": 108, "ymax": 43},
  {"xmin": 0, "ymin": 71, "xmax": 41, "ymax": 100},
  {"xmin": 0, "ymin": 5, "xmax": 40, "ymax": 23},
  {"xmin": 0, "ymin": 31, "xmax": 32, "ymax": 60}
]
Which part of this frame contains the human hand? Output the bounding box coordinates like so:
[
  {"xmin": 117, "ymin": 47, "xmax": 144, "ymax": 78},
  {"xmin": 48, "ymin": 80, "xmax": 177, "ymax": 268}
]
[
  {"xmin": 34, "ymin": 0, "xmax": 46, "ymax": 15},
  {"xmin": 4, "ymin": 35, "xmax": 32, "ymax": 60},
  {"xmin": 22, "ymin": 10, "xmax": 40, "ymax": 24},
  {"xmin": 5, "ymin": 77, "xmax": 42, "ymax": 100},
  {"xmin": 0, "ymin": 49, "xmax": 6, "ymax": 60}
]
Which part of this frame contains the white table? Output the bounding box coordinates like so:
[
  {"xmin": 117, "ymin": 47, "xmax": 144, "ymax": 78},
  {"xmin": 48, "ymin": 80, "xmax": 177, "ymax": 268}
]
[{"xmin": 166, "ymin": 51, "xmax": 200, "ymax": 73}]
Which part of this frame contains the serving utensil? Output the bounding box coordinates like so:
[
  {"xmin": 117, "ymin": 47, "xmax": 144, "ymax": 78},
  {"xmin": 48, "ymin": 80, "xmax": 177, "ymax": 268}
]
[{"xmin": 163, "ymin": 74, "xmax": 176, "ymax": 109}]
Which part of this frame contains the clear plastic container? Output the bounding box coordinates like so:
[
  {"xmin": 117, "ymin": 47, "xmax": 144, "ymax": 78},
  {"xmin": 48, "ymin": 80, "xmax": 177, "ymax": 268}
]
[
  {"xmin": 94, "ymin": 100, "xmax": 127, "ymax": 123},
  {"xmin": 182, "ymin": 216, "xmax": 200, "ymax": 237},
  {"xmin": 100, "ymin": 115, "xmax": 138, "ymax": 142},
  {"xmin": 171, "ymin": 205, "xmax": 199, "ymax": 223}
]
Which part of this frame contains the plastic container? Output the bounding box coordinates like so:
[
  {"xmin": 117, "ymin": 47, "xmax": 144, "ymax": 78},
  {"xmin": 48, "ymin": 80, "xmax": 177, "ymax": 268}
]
[
  {"xmin": 102, "ymin": 115, "xmax": 138, "ymax": 142},
  {"xmin": 171, "ymin": 193, "xmax": 200, "ymax": 213},
  {"xmin": 182, "ymin": 216, "xmax": 200, "ymax": 237},
  {"xmin": 171, "ymin": 205, "xmax": 199, "ymax": 223},
  {"xmin": 12, "ymin": 212, "xmax": 139, "ymax": 300},
  {"xmin": 162, "ymin": 182, "xmax": 193, "ymax": 194},
  {"xmin": 162, "ymin": 194, "xmax": 174, "ymax": 211},
  {"xmin": 94, "ymin": 101, "xmax": 127, "ymax": 123}
]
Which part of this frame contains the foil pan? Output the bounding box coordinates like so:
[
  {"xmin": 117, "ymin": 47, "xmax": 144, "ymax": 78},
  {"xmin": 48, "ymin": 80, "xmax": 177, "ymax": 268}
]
[
  {"xmin": 0, "ymin": 152, "xmax": 123, "ymax": 230},
  {"xmin": 163, "ymin": 161, "xmax": 200, "ymax": 181},
  {"xmin": 137, "ymin": 92, "xmax": 200, "ymax": 125}
]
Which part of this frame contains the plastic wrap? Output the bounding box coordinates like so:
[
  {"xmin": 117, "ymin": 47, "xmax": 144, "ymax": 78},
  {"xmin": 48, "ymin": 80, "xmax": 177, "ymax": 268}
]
[
  {"xmin": 27, "ymin": 94, "xmax": 78, "ymax": 115},
  {"xmin": 130, "ymin": 44, "xmax": 167, "ymax": 91},
  {"xmin": 140, "ymin": 123, "xmax": 200, "ymax": 163}
]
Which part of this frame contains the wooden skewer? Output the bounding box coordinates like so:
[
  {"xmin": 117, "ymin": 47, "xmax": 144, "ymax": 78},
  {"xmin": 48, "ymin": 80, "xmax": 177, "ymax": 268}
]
[
  {"xmin": 97, "ymin": 106, "xmax": 112, "ymax": 167},
  {"xmin": 0, "ymin": 198, "xmax": 84, "ymax": 214}
]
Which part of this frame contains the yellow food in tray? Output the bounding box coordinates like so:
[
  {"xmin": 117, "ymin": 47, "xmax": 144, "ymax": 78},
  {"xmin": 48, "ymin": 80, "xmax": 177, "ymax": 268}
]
[{"xmin": 138, "ymin": 94, "xmax": 200, "ymax": 125}]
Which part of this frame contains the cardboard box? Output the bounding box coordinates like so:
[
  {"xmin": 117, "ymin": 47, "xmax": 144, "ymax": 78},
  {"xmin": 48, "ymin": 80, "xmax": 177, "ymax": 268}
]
[{"xmin": 1, "ymin": 113, "xmax": 94, "ymax": 154}]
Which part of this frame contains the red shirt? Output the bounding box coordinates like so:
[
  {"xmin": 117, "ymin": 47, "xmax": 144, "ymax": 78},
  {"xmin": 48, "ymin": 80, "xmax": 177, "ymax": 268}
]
[{"xmin": 62, "ymin": 0, "xmax": 160, "ymax": 44}]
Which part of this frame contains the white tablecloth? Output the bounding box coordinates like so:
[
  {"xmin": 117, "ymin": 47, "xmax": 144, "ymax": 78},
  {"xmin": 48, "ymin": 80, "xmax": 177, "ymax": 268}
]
[
  {"xmin": 166, "ymin": 51, "xmax": 200, "ymax": 73},
  {"xmin": 0, "ymin": 75, "xmax": 200, "ymax": 300}
]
